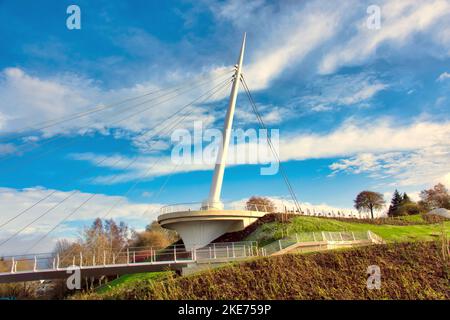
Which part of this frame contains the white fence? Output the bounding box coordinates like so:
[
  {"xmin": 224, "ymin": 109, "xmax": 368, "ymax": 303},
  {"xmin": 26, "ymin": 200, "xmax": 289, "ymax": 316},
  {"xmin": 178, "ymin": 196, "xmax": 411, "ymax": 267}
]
[
  {"xmin": 160, "ymin": 202, "xmax": 371, "ymax": 219},
  {"xmin": 0, "ymin": 241, "xmax": 258, "ymax": 275},
  {"xmin": 160, "ymin": 202, "xmax": 277, "ymax": 215},
  {"xmin": 261, "ymin": 230, "xmax": 383, "ymax": 256}
]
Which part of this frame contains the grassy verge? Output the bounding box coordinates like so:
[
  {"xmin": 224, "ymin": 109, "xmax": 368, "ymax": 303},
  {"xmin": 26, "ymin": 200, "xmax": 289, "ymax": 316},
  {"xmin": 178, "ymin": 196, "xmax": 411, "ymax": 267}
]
[
  {"xmin": 246, "ymin": 215, "xmax": 450, "ymax": 245},
  {"xmin": 95, "ymin": 271, "xmax": 171, "ymax": 295},
  {"xmin": 74, "ymin": 241, "xmax": 449, "ymax": 300}
]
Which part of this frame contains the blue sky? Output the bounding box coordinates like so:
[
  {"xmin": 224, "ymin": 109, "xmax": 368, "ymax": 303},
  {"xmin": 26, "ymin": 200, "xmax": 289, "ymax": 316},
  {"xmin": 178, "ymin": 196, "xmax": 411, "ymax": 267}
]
[{"xmin": 0, "ymin": 0, "xmax": 449, "ymax": 254}]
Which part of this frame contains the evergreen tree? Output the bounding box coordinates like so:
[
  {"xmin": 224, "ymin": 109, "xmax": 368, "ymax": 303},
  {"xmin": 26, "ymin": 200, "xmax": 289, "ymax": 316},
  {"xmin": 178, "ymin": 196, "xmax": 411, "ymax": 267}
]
[
  {"xmin": 388, "ymin": 189, "xmax": 403, "ymax": 217},
  {"xmin": 402, "ymin": 193, "xmax": 411, "ymax": 204}
]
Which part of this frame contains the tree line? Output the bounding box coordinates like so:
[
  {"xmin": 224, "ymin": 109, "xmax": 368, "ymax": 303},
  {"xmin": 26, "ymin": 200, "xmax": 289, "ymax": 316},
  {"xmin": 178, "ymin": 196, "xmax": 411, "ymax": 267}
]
[{"xmin": 354, "ymin": 183, "xmax": 450, "ymax": 218}]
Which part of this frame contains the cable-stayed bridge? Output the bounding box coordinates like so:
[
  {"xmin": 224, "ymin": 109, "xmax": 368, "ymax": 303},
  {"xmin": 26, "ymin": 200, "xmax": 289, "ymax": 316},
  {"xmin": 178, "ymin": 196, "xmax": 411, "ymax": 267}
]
[{"xmin": 0, "ymin": 34, "xmax": 365, "ymax": 285}]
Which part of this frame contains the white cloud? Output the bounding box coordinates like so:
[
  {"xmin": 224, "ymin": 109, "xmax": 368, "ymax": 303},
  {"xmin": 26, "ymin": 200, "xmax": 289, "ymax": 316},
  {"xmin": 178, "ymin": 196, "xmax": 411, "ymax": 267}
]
[
  {"xmin": 243, "ymin": 2, "xmax": 347, "ymax": 90},
  {"xmin": 329, "ymin": 146, "xmax": 450, "ymax": 188},
  {"xmin": 437, "ymin": 71, "xmax": 450, "ymax": 82},
  {"xmin": 296, "ymin": 73, "xmax": 387, "ymax": 112},
  {"xmin": 0, "ymin": 143, "xmax": 16, "ymax": 155},
  {"xmin": 235, "ymin": 103, "xmax": 292, "ymax": 125},
  {"xmin": 206, "ymin": 0, "xmax": 352, "ymax": 90},
  {"xmin": 283, "ymin": 119, "xmax": 450, "ymax": 188},
  {"xmin": 442, "ymin": 172, "xmax": 450, "ymax": 189},
  {"xmin": 280, "ymin": 119, "xmax": 450, "ymax": 161},
  {"xmin": 0, "ymin": 187, "xmax": 163, "ymax": 255},
  {"xmin": 319, "ymin": 0, "xmax": 450, "ymax": 74},
  {"xmin": 0, "ymin": 66, "xmax": 232, "ymax": 140},
  {"xmin": 207, "ymin": 0, "xmax": 450, "ymax": 85},
  {"xmin": 72, "ymin": 117, "xmax": 450, "ymax": 189}
]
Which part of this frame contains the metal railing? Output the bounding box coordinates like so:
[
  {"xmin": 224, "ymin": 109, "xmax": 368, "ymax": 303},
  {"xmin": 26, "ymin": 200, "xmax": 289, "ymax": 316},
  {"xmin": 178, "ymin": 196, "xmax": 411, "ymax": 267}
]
[
  {"xmin": 0, "ymin": 231, "xmax": 384, "ymax": 276},
  {"xmin": 0, "ymin": 241, "xmax": 258, "ymax": 275},
  {"xmin": 160, "ymin": 202, "xmax": 374, "ymax": 220},
  {"xmin": 261, "ymin": 230, "xmax": 383, "ymax": 256},
  {"xmin": 160, "ymin": 202, "xmax": 277, "ymax": 215}
]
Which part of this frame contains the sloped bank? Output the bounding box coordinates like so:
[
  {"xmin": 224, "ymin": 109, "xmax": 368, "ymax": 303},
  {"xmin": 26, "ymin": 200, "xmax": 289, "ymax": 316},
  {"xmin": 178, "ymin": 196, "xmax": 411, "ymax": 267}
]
[{"xmin": 75, "ymin": 241, "xmax": 449, "ymax": 300}]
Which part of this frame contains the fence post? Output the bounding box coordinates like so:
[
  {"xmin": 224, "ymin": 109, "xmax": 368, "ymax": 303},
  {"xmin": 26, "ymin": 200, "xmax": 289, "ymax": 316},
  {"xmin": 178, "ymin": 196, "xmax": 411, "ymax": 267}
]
[
  {"xmin": 322, "ymin": 231, "xmax": 326, "ymax": 242},
  {"xmin": 174, "ymin": 245, "xmax": 177, "ymax": 262},
  {"xmin": 213, "ymin": 243, "xmax": 216, "ymax": 259},
  {"xmin": 243, "ymin": 245, "xmax": 246, "ymax": 257},
  {"xmin": 133, "ymin": 251, "xmax": 136, "ymax": 264},
  {"xmin": 339, "ymin": 232, "xmax": 344, "ymax": 241},
  {"xmin": 127, "ymin": 248, "xmax": 130, "ymax": 265},
  {"xmin": 295, "ymin": 233, "xmax": 299, "ymax": 243},
  {"xmin": 232, "ymin": 242, "xmax": 236, "ymax": 258},
  {"xmin": 352, "ymin": 232, "xmax": 356, "ymax": 241},
  {"xmin": 11, "ymin": 257, "xmax": 15, "ymax": 273},
  {"xmin": 33, "ymin": 256, "xmax": 37, "ymax": 272},
  {"xmin": 279, "ymin": 240, "xmax": 282, "ymax": 251},
  {"xmin": 80, "ymin": 252, "xmax": 83, "ymax": 268},
  {"xmin": 112, "ymin": 254, "xmax": 116, "ymax": 265},
  {"xmin": 226, "ymin": 246, "xmax": 229, "ymax": 258},
  {"xmin": 57, "ymin": 254, "xmax": 60, "ymax": 270},
  {"xmin": 103, "ymin": 251, "xmax": 106, "ymax": 266},
  {"xmin": 72, "ymin": 256, "xmax": 76, "ymax": 267},
  {"xmin": 52, "ymin": 258, "xmax": 56, "ymax": 270},
  {"xmin": 93, "ymin": 254, "xmax": 96, "ymax": 266}
]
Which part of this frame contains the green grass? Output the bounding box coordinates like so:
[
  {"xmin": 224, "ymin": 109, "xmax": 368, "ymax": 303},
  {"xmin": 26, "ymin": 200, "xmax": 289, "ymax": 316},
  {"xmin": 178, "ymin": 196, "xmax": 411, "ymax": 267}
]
[
  {"xmin": 96, "ymin": 271, "xmax": 170, "ymax": 294},
  {"xmin": 245, "ymin": 215, "xmax": 450, "ymax": 245},
  {"xmin": 398, "ymin": 214, "xmax": 427, "ymax": 223}
]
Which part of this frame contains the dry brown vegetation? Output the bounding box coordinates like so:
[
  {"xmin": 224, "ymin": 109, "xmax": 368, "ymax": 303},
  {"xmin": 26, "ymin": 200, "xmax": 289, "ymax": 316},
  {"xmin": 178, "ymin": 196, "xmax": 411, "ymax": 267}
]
[{"xmin": 77, "ymin": 241, "xmax": 449, "ymax": 300}]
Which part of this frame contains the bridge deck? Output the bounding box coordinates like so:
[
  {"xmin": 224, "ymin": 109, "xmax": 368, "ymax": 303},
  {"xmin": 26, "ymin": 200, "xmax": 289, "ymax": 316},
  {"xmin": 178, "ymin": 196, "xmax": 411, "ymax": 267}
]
[{"xmin": 0, "ymin": 260, "xmax": 189, "ymax": 283}]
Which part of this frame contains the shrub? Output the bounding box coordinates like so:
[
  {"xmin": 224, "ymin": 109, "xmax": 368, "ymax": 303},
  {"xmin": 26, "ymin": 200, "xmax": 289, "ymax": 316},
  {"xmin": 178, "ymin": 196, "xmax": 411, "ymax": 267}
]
[
  {"xmin": 246, "ymin": 196, "xmax": 276, "ymax": 212},
  {"xmin": 397, "ymin": 202, "xmax": 421, "ymax": 216}
]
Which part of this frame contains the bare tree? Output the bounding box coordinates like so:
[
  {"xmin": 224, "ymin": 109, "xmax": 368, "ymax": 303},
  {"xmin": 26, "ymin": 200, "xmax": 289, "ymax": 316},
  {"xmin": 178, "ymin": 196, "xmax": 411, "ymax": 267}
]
[
  {"xmin": 419, "ymin": 183, "xmax": 450, "ymax": 210},
  {"xmin": 246, "ymin": 196, "xmax": 276, "ymax": 212},
  {"xmin": 131, "ymin": 220, "xmax": 179, "ymax": 249},
  {"xmin": 354, "ymin": 191, "xmax": 385, "ymax": 219}
]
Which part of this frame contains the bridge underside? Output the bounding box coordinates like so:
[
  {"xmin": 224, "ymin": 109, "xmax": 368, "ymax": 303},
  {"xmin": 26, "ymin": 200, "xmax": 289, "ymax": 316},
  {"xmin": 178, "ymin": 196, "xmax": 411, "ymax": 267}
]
[
  {"xmin": 0, "ymin": 262, "xmax": 187, "ymax": 284},
  {"xmin": 158, "ymin": 209, "xmax": 266, "ymax": 250}
]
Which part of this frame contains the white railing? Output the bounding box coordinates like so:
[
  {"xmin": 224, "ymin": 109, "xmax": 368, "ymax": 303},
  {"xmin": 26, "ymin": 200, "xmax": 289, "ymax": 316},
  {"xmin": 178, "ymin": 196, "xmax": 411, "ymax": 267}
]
[
  {"xmin": 261, "ymin": 230, "xmax": 383, "ymax": 256},
  {"xmin": 160, "ymin": 202, "xmax": 375, "ymax": 220},
  {"xmin": 160, "ymin": 201, "xmax": 277, "ymax": 215},
  {"xmin": 0, "ymin": 241, "xmax": 258, "ymax": 276}
]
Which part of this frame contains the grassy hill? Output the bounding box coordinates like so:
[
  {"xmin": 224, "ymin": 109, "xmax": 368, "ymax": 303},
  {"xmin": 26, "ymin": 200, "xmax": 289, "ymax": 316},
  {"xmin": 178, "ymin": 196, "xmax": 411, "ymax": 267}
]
[
  {"xmin": 72, "ymin": 214, "xmax": 449, "ymax": 300},
  {"xmin": 75, "ymin": 241, "xmax": 449, "ymax": 300},
  {"xmin": 246, "ymin": 214, "xmax": 450, "ymax": 245}
]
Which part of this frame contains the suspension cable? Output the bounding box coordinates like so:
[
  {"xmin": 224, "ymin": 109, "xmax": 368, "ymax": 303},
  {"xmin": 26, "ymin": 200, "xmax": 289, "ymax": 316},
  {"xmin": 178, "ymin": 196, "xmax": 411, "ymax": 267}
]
[
  {"xmin": 0, "ymin": 78, "xmax": 232, "ymax": 245},
  {"xmin": 0, "ymin": 77, "xmax": 233, "ymax": 231},
  {"xmin": 0, "ymin": 70, "xmax": 233, "ymax": 163},
  {"xmin": 57, "ymin": 92, "xmax": 224, "ymax": 261},
  {"xmin": 22, "ymin": 79, "xmax": 233, "ymax": 254},
  {"xmin": 240, "ymin": 74, "xmax": 302, "ymax": 213},
  {"xmin": 0, "ymin": 68, "xmax": 233, "ymax": 144}
]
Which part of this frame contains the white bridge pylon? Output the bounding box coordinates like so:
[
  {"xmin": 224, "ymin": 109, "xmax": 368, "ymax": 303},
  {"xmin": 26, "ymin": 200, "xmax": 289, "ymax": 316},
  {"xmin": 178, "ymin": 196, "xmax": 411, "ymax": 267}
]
[{"xmin": 158, "ymin": 33, "xmax": 269, "ymax": 250}]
